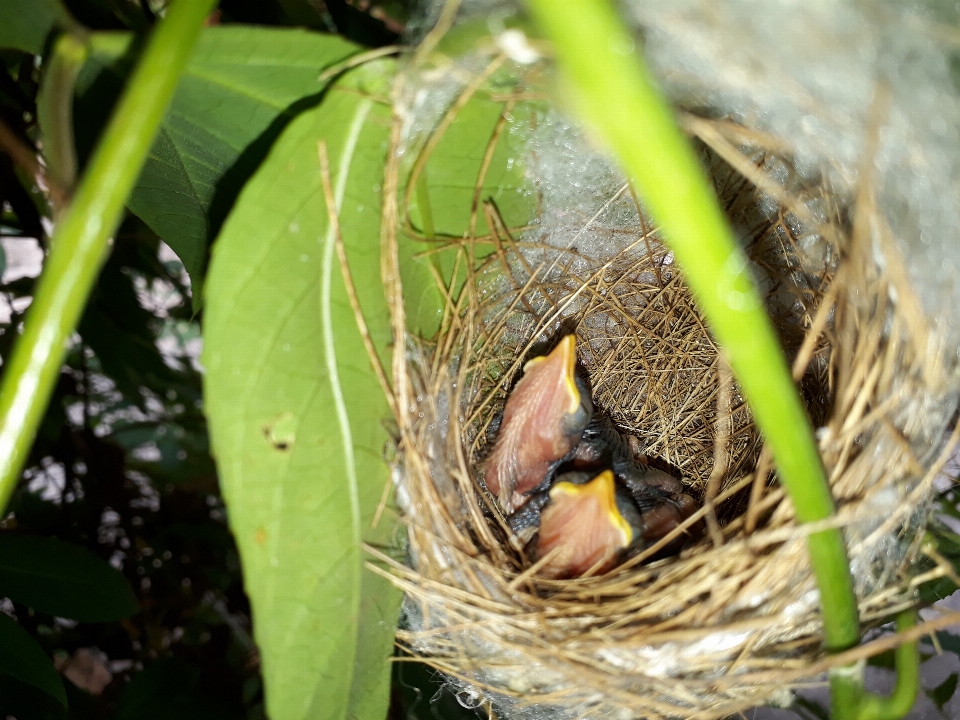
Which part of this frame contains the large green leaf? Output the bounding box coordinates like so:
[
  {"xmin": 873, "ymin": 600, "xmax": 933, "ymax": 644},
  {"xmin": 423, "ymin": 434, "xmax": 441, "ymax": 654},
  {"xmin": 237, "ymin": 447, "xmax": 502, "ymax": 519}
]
[
  {"xmin": 0, "ymin": 534, "xmax": 139, "ymax": 621},
  {"xmin": 0, "ymin": 613, "xmax": 67, "ymax": 708},
  {"xmin": 203, "ymin": 60, "xmax": 402, "ymax": 720},
  {"xmin": 0, "ymin": 0, "xmax": 68, "ymax": 54},
  {"xmin": 77, "ymin": 28, "xmax": 363, "ymax": 305}
]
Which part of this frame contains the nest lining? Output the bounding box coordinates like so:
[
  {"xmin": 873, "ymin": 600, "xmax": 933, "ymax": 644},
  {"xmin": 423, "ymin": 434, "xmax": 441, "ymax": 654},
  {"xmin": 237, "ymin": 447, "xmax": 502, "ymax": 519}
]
[{"xmin": 378, "ymin": 53, "xmax": 960, "ymax": 720}]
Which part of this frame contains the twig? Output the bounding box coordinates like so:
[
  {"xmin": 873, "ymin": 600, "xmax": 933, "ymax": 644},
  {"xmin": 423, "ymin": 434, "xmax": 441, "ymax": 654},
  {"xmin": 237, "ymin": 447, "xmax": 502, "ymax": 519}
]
[{"xmin": 0, "ymin": 118, "xmax": 69, "ymax": 211}]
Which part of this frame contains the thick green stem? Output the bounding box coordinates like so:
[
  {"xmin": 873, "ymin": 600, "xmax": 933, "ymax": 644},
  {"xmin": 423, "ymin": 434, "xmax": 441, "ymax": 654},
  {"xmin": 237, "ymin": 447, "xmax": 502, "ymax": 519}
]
[
  {"xmin": 526, "ymin": 0, "xmax": 860, "ymax": 652},
  {"xmin": 0, "ymin": 0, "xmax": 217, "ymax": 513}
]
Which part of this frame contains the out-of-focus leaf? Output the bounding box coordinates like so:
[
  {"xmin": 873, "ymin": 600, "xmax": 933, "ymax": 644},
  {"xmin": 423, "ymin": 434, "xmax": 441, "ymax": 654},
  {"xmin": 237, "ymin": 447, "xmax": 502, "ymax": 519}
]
[
  {"xmin": 0, "ymin": 534, "xmax": 139, "ymax": 621},
  {"xmin": 930, "ymin": 671, "xmax": 959, "ymax": 710},
  {"xmin": 918, "ymin": 576, "xmax": 958, "ymax": 604},
  {"xmin": 0, "ymin": 0, "xmax": 68, "ymax": 54},
  {"xmin": 790, "ymin": 695, "xmax": 830, "ymax": 720},
  {"xmin": 0, "ymin": 613, "xmax": 67, "ymax": 708},
  {"xmin": 0, "ymin": 673, "xmax": 67, "ymax": 720},
  {"xmin": 204, "ymin": 60, "xmax": 404, "ymax": 720},
  {"xmin": 76, "ymin": 27, "xmax": 363, "ymax": 307},
  {"xmin": 867, "ymin": 649, "xmax": 897, "ymax": 670},
  {"xmin": 113, "ymin": 658, "xmax": 233, "ymax": 720},
  {"xmin": 393, "ymin": 658, "xmax": 486, "ymax": 720},
  {"xmin": 932, "ymin": 631, "xmax": 960, "ymax": 655},
  {"xmin": 78, "ymin": 253, "xmax": 176, "ymax": 404},
  {"xmin": 918, "ymin": 525, "xmax": 960, "ymax": 602}
]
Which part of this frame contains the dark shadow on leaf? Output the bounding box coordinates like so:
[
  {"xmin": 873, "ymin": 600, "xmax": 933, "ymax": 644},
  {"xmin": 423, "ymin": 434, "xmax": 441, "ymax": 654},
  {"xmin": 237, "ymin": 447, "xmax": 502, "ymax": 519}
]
[{"xmin": 205, "ymin": 86, "xmax": 338, "ymax": 271}]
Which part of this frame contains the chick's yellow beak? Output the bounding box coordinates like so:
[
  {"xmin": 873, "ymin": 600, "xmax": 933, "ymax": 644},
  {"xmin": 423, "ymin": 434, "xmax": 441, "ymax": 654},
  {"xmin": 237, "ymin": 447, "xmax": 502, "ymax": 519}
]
[
  {"xmin": 522, "ymin": 335, "xmax": 580, "ymax": 415},
  {"xmin": 549, "ymin": 470, "xmax": 633, "ymax": 546}
]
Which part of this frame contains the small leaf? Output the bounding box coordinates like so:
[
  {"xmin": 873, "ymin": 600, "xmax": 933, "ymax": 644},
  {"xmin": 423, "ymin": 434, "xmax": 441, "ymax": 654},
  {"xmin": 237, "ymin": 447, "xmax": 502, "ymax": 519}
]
[
  {"xmin": 922, "ymin": 631, "xmax": 960, "ymax": 656},
  {"xmin": 0, "ymin": 613, "xmax": 67, "ymax": 708},
  {"xmin": 204, "ymin": 60, "xmax": 403, "ymax": 720},
  {"xmin": 0, "ymin": 0, "xmax": 68, "ymax": 54},
  {"xmin": 0, "ymin": 534, "xmax": 139, "ymax": 621},
  {"xmin": 935, "ymin": 631, "xmax": 960, "ymax": 655},
  {"xmin": 930, "ymin": 672, "xmax": 959, "ymax": 710},
  {"xmin": 918, "ymin": 575, "xmax": 958, "ymax": 604}
]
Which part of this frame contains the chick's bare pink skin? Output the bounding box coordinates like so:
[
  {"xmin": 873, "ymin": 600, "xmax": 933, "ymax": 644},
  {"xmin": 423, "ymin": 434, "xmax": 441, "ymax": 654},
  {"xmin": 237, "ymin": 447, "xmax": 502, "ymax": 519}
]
[
  {"xmin": 484, "ymin": 336, "xmax": 591, "ymax": 512},
  {"xmin": 535, "ymin": 470, "xmax": 635, "ymax": 579}
]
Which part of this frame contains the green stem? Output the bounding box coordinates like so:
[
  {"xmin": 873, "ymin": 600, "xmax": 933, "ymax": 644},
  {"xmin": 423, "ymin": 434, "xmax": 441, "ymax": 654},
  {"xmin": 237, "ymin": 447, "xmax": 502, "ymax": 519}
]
[
  {"xmin": 0, "ymin": 0, "xmax": 216, "ymax": 514},
  {"xmin": 525, "ymin": 0, "xmax": 860, "ymax": 655},
  {"xmin": 848, "ymin": 611, "xmax": 920, "ymax": 720},
  {"xmin": 36, "ymin": 30, "xmax": 89, "ymax": 209}
]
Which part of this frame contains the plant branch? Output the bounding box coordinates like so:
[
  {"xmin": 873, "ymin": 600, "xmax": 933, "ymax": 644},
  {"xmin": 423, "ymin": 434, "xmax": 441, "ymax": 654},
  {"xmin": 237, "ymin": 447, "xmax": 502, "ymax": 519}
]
[
  {"xmin": 0, "ymin": 118, "xmax": 68, "ymax": 213},
  {"xmin": 37, "ymin": 30, "xmax": 89, "ymax": 211},
  {"xmin": 0, "ymin": 0, "xmax": 217, "ymax": 514},
  {"xmin": 526, "ymin": 0, "xmax": 863, "ymax": 678}
]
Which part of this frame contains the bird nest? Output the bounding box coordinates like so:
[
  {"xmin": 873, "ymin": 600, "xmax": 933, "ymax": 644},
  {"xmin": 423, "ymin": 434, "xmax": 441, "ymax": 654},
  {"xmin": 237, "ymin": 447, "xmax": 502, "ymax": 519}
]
[{"xmin": 370, "ymin": 37, "xmax": 960, "ymax": 720}]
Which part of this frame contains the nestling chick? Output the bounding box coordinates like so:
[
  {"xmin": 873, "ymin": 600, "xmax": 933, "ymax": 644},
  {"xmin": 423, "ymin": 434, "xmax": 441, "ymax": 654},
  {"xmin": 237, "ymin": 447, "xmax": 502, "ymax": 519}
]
[
  {"xmin": 569, "ymin": 415, "xmax": 633, "ymax": 471},
  {"xmin": 534, "ymin": 470, "xmax": 640, "ymax": 579},
  {"xmin": 627, "ymin": 483, "xmax": 703, "ymax": 555},
  {"xmin": 573, "ymin": 415, "xmax": 699, "ymax": 552},
  {"xmin": 484, "ymin": 335, "xmax": 593, "ymax": 513}
]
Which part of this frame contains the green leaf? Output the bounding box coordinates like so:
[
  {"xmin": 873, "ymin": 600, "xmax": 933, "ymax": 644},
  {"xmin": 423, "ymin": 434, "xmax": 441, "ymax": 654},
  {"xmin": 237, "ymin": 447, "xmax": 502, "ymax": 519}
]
[
  {"xmin": 397, "ymin": 93, "xmax": 539, "ymax": 338},
  {"xmin": 203, "ymin": 60, "xmax": 402, "ymax": 720},
  {"xmin": 78, "ymin": 27, "xmax": 363, "ymax": 307},
  {"xmin": 393, "ymin": 658, "xmax": 486, "ymax": 720},
  {"xmin": 0, "ymin": 534, "xmax": 139, "ymax": 621},
  {"xmin": 918, "ymin": 575, "xmax": 958, "ymax": 604},
  {"xmin": 404, "ymin": 97, "xmax": 534, "ymax": 240},
  {"xmin": 113, "ymin": 658, "xmax": 233, "ymax": 720},
  {"xmin": 934, "ymin": 631, "xmax": 960, "ymax": 655},
  {"xmin": 930, "ymin": 672, "xmax": 959, "ymax": 710},
  {"xmin": 867, "ymin": 649, "xmax": 897, "ymax": 670},
  {"xmin": 0, "ymin": 0, "xmax": 68, "ymax": 54},
  {"xmin": 78, "ymin": 248, "xmax": 180, "ymax": 406},
  {"xmin": 0, "ymin": 613, "xmax": 66, "ymax": 708},
  {"xmin": 921, "ymin": 631, "xmax": 960, "ymax": 656}
]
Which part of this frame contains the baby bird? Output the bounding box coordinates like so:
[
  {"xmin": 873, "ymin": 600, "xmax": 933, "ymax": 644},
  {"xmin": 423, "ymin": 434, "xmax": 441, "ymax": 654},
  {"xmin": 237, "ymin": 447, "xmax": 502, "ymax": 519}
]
[
  {"xmin": 569, "ymin": 415, "xmax": 633, "ymax": 472},
  {"xmin": 572, "ymin": 415, "xmax": 698, "ymax": 551},
  {"xmin": 484, "ymin": 335, "xmax": 593, "ymax": 513},
  {"xmin": 626, "ymin": 481, "xmax": 703, "ymax": 555},
  {"xmin": 534, "ymin": 470, "xmax": 640, "ymax": 579}
]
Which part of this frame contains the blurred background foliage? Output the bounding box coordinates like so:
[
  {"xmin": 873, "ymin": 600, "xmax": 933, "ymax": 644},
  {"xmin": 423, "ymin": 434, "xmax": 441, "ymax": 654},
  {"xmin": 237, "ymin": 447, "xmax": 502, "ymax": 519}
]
[{"xmin": 1, "ymin": 1, "xmax": 960, "ymax": 719}]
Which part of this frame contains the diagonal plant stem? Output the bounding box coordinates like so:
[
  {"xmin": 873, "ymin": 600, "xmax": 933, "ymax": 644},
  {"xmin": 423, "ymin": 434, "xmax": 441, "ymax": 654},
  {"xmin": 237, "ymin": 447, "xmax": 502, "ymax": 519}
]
[
  {"xmin": 524, "ymin": 1, "xmax": 919, "ymax": 717},
  {"xmin": 0, "ymin": 0, "xmax": 217, "ymax": 514}
]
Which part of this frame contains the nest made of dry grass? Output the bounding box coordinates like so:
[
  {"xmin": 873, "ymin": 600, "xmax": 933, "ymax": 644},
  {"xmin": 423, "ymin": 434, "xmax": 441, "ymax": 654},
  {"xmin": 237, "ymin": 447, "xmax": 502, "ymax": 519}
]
[{"xmin": 369, "ymin": 72, "xmax": 960, "ymax": 720}]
